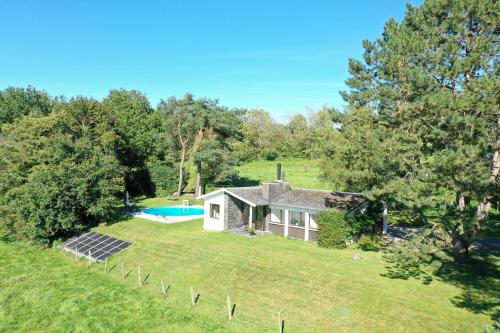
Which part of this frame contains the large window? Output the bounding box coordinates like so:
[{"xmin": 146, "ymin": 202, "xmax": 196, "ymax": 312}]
[
  {"xmin": 309, "ymin": 214, "xmax": 317, "ymax": 229},
  {"xmin": 290, "ymin": 211, "xmax": 305, "ymax": 227},
  {"xmin": 210, "ymin": 204, "xmax": 220, "ymax": 219},
  {"xmin": 270, "ymin": 209, "xmax": 283, "ymax": 223}
]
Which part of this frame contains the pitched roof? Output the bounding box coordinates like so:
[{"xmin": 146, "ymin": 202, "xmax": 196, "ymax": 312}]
[
  {"xmin": 202, "ymin": 185, "xmax": 367, "ymax": 211},
  {"xmin": 271, "ymin": 189, "xmax": 366, "ymax": 211},
  {"xmin": 226, "ymin": 187, "xmax": 268, "ymax": 206}
]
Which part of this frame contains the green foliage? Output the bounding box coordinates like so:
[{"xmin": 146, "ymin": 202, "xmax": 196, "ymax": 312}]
[
  {"xmin": 384, "ymin": 227, "xmax": 454, "ymax": 282},
  {"xmin": 0, "ymin": 98, "xmax": 124, "ymax": 244},
  {"xmin": 358, "ymin": 234, "xmax": 381, "ymax": 252},
  {"xmin": 103, "ymin": 89, "xmax": 170, "ymax": 195},
  {"xmin": 316, "ymin": 210, "xmax": 351, "ymax": 248},
  {"xmin": 322, "ymin": 0, "xmax": 499, "ymax": 253},
  {"xmin": 159, "ymin": 93, "xmax": 243, "ymax": 194},
  {"xmin": 147, "ymin": 162, "xmax": 178, "ymax": 197},
  {"xmin": 0, "ymin": 86, "xmax": 58, "ymax": 126}
]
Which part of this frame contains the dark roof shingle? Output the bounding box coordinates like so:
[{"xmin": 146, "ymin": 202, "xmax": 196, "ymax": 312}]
[
  {"xmin": 271, "ymin": 189, "xmax": 366, "ymax": 211},
  {"xmin": 224, "ymin": 185, "xmax": 366, "ymax": 211}
]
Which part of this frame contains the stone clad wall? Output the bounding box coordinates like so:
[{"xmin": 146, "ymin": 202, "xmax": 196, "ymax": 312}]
[{"xmin": 225, "ymin": 194, "xmax": 245, "ymax": 229}]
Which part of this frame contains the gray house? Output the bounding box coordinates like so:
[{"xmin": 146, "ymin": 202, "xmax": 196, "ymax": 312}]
[{"xmin": 200, "ymin": 168, "xmax": 368, "ymax": 242}]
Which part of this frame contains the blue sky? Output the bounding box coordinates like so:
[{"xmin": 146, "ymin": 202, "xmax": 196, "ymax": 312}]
[{"xmin": 0, "ymin": 0, "xmax": 420, "ymax": 121}]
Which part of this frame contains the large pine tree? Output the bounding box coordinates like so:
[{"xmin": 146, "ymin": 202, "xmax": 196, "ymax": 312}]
[{"xmin": 323, "ymin": 0, "xmax": 499, "ymax": 253}]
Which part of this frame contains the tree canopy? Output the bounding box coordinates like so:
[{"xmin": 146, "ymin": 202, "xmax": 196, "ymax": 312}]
[{"xmin": 321, "ymin": 0, "xmax": 499, "ymax": 253}]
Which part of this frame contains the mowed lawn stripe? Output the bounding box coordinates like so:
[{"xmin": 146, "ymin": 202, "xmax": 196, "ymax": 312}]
[{"xmin": 92, "ymin": 217, "xmax": 493, "ymax": 332}]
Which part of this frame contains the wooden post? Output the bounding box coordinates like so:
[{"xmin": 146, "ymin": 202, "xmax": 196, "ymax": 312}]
[
  {"xmin": 278, "ymin": 311, "xmax": 283, "ymax": 333},
  {"xmin": 75, "ymin": 247, "xmax": 78, "ymax": 261},
  {"xmin": 190, "ymin": 286, "xmax": 195, "ymax": 306},
  {"xmin": 121, "ymin": 262, "xmax": 125, "ymax": 279},
  {"xmin": 138, "ymin": 266, "xmax": 142, "ymax": 287},
  {"xmin": 88, "ymin": 250, "xmax": 91, "ymax": 266},
  {"xmin": 161, "ymin": 279, "xmax": 166, "ymax": 296},
  {"xmin": 104, "ymin": 258, "xmax": 108, "ymax": 273},
  {"xmin": 227, "ymin": 295, "xmax": 232, "ymax": 320}
]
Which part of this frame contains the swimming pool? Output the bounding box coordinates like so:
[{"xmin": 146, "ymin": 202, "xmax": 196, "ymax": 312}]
[{"xmin": 142, "ymin": 206, "xmax": 204, "ymax": 217}]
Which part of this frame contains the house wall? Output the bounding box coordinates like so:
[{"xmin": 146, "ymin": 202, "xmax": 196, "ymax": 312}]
[
  {"xmin": 267, "ymin": 205, "xmax": 319, "ymax": 242},
  {"xmin": 225, "ymin": 194, "xmax": 245, "ymax": 229},
  {"xmin": 268, "ymin": 223, "xmax": 284, "ymax": 235},
  {"xmin": 203, "ymin": 192, "xmax": 225, "ymax": 231}
]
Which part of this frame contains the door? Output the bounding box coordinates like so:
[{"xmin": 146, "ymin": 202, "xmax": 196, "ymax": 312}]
[{"xmin": 254, "ymin": 206, "xmax": 265, "ymax": 231}]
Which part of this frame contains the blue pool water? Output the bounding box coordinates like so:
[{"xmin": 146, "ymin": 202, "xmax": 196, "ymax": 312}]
[{"xmin": 143, "ymin": 206, "xmax": 204, "ymax": 217}]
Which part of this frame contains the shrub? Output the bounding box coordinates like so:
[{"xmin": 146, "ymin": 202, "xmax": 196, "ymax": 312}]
[
  {"xmin": 263, "ymin": 149, "xmax": 278, "ymax": 161},
  {"xmin": 358, "ymin": 234, "xmax": 381, "ymax": 251},
  {"xmin": 316, "ymin": 210, "xmax": 350, "ymax": 248},
  {"xmin": 148, "ymin": 163, "xmax": 178, "ymax": 197}
]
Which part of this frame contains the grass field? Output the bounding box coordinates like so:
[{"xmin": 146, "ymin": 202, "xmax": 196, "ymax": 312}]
[
  {"xmin": 2, "ymin": 198, "xmax": 497, "ymax": 332},
  {"xmin": 232, "ymin": 159, "xmax": 330, "ymax": 190}
]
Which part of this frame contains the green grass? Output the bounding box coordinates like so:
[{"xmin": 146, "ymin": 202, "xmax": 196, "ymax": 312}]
[
  {"xmin": 2, "ymin": 196, "xmax": 497, "ymax": 333},
  {"xmin": 133, "ymin": 194, "xmax": 203, "ymax": 208},
  {"xmin": 0, "ymin": 235, "xmax": 225, "ymax": 332},
  {"xmin": 232, "ymin": 158, "xmax": 330, "ymax": 190}
]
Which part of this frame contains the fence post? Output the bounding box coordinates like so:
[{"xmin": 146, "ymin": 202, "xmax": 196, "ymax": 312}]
[
  {"xmin": 104, "ymin": 258, "xmax": 108, "ymax": 273},
  {"xmin": 75, "ymin": 247, "xmax": 78, "ymax": 261},
  {"xmin": 227, "ymin": 296, "xmax": 232, "ymax": 320},
  {"xmin": 88, "ymin": 250, "xmax": 91, "ymax": 266},
  {"xmin": 278, "ymin": 311, "xmax": 283, "ymax": 333},
  {"xmin": 161, "ymin": 279, "xmax": 166, "ymax": 296},
  {"xmin": 190, "ymin": 286, "xmax": 195, "ymax": 306},
  {"xmin": 138, "ymin": 266, "xmax": 142, "ymax": 287}
]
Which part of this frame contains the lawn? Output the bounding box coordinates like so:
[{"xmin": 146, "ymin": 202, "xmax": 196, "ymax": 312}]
[
  {"xmin": 2, "ymin": 202, "xmax": 497, "ymax": 332},
  {"xmin": 231, "ymin": 158, "xmax": 330, "ymax": 190}
]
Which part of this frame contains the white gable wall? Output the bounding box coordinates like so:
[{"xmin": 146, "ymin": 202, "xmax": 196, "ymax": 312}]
[{"xmin": 203, "ymin": 191, "xmax": 225, "ymax": 230}]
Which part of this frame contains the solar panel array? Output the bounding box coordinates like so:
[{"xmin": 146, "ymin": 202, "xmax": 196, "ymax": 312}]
[{"xmin": 61, "ymin": 231, "xmax": 131, "ymax": 261}]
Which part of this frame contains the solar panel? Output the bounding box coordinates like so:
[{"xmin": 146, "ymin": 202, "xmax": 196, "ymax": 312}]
[{"xmin": 61, "ymin": 232, "xmax": 131, "ymax": 261}]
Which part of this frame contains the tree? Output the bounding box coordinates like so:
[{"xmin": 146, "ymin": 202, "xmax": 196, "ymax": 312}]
[
  {"xmin": 287, "ymin": 114, "xmax": 312, "ymax": 157},
  {"xmin": 158, "ymin": 94, "xmax": 242, "ymax": 196},
  {"xmin": 0, "ymin": 98, "xmax": 124, "ymax": 244},
  {"xmin": 325, "ymin": 0, "xmax": 499, "ymax": 254},
  {"xmin": 103, "ymin": 89, "xmax": 173, "ymax": 195},
  {"xmin": 0, "ymin": 86, "xmax": 58, "ymax": 126},
  {"xmin": 233, "ymin": 109, "xmax": 288, "ymax": 161}
]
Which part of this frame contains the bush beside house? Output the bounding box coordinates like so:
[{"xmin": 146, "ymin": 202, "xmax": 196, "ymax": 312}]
[{"xmin": 316, "ymin": 211, "xmax": 351, "ymax": 248}]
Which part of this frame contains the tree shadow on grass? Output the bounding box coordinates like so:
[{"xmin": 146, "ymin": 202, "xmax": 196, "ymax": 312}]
[
  {"xmin": 382, "ymin": 249, "xmax": 500, "ymax": 321},
  {"xmin": 436, "ymin": 251, "xmax": 500, "ymax": 322},
  {"xmin": 226, "ymin": 176, "xmax": 260, "ymax": 187},
  {"xmin": 104, "ymin": 209, "xmax": 134, "ymax": 226},
  {"xmin": 0, "ymin": 234, "xmax": 15, "ymax": 243}
]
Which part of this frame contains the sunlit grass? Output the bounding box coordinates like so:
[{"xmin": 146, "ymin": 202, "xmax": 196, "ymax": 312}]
[{"xmin": 1, "ymin": 196, "xmax": 496, "ymax": 332}]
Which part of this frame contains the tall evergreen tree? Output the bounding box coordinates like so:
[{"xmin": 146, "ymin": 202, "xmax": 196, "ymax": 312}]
[{"xmin": 324, "ymin": 0, "xmax": 499, "ymax": 253}]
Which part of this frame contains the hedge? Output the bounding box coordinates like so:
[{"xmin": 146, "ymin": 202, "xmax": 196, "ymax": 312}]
[{"xmin": 316, "ymin": 210, "xmax": 351, "ymax": 248}]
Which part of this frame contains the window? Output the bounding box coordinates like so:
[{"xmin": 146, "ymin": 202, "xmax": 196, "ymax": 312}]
[
  {"xmin": 309, "ymin": 214, "xmax": 317, "ymax": 229},
  {"xmin": 270, "ymin": 209, "xmax": 283, "ymax": 223},
  {"xmin": 290, "ymin": 211, "xmax": 305, "ymax": 227},
  {"xmin": 210, "ymin": 204, "xmax": 220, "ymax": 219}
]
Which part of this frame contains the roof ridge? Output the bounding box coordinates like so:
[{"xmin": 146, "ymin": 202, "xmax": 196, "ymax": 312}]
[{"xmin": 291, "ymin": 188, "xmax": 364, "ymax": 195}]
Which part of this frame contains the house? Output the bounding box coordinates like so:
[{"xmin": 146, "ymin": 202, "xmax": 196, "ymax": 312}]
[{"xmin": 199, "ymin": 165, "xmax": 368, "ymax": 242}]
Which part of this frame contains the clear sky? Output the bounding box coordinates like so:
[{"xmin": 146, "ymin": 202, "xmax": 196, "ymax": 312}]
[{"xmin": 0, "ymin": 0, "xmax": 420, "ymax": 121}]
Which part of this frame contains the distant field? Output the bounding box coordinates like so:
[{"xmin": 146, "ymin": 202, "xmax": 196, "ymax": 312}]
[{"xmin": 233, "ymin": 159, "xmax": 330, "ymax": 190}]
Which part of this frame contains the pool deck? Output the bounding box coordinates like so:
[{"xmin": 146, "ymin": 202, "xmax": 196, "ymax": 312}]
[{"xmin": 132, "ymin": 205, "xmax": 204, "ymax": 224}]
